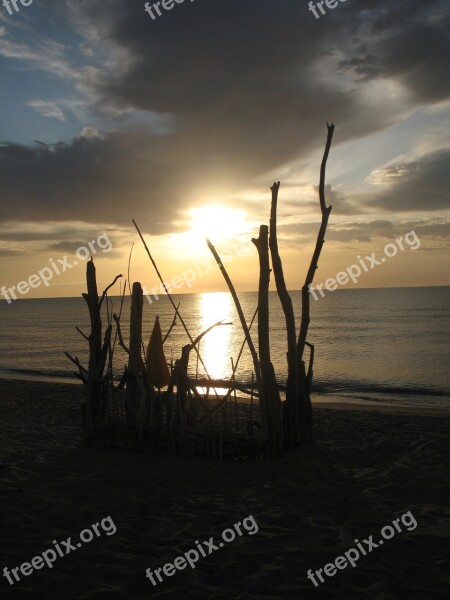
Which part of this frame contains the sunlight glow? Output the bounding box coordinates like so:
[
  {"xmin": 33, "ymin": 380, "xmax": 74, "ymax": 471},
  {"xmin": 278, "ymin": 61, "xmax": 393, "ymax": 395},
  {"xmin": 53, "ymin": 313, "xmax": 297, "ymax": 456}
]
[
  {"xmin": 188, "ymin": 204, "xmax": 247, "ymax": 243},
  {"xmin": 199, "ymin": 292, "xmax": 233, "ymax": 380}
]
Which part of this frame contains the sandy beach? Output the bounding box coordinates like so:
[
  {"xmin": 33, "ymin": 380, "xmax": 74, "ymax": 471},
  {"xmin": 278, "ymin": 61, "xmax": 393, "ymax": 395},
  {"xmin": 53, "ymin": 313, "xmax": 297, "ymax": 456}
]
[
  {"xmin": 1, "ymin": 0, "xmax": 449, "ymax": 598},
  {"xmin": 0, "ymin": 378, "xmax": 448, "ymax": 599}
]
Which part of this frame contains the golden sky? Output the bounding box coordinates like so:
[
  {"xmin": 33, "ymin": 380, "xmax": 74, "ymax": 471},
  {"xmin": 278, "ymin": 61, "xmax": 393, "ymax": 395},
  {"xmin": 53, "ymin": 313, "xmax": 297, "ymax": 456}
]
[{"xmin": 0, "ymin": 0, "xmax": 449, "ymax": 300}]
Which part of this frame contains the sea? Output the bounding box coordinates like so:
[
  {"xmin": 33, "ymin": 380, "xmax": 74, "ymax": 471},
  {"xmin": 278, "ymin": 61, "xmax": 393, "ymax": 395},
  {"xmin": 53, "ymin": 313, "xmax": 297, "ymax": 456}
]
[{"xmin": 0, "ymin": 287, "xmax": 449, "ymax": 408}]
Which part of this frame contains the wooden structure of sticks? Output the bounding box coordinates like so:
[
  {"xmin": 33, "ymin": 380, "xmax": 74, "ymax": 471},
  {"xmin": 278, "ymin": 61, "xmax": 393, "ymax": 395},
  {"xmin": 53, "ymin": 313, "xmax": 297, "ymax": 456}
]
[{"xmin": 66, "ymin": 124, "xmax": 335, "ymax": 459}]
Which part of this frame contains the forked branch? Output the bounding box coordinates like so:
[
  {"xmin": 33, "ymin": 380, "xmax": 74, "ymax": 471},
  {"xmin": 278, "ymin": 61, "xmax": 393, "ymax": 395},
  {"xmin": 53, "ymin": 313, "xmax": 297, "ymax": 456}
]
[{"xmin": 298, "ymin": 123, "xmax": 335, "ymax": 360}]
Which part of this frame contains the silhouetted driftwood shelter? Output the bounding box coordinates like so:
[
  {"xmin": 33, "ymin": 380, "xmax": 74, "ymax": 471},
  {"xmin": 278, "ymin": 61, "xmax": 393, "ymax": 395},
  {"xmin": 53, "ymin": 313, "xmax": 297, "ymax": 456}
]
[{"xmin": 67, "ymin": 123, "xmax": 335, "ymax": 459}]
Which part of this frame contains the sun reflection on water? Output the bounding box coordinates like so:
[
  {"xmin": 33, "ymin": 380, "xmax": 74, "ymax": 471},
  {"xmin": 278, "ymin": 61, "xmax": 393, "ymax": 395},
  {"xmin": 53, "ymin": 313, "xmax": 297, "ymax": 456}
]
[{"xmin": 199, "ymin": 292, "xmax": 233, "ymax": 380}]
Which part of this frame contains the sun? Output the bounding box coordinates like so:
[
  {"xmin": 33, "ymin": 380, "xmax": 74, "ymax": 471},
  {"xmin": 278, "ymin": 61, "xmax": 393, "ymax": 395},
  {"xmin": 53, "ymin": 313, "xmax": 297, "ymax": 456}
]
[{"xmin": 188, "ymin": 204, "xmax": 247, "ymax": 243}]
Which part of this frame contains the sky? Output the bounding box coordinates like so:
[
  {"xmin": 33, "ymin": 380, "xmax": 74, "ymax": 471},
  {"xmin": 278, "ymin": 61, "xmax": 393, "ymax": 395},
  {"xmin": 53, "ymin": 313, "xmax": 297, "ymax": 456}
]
[{"xmin": 0, "ymin": 0, "xmax": 449, "ymax": 300}]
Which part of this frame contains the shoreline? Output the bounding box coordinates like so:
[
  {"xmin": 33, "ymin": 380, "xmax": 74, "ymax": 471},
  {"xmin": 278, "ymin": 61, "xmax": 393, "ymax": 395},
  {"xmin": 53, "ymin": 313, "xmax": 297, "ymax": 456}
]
[{"xmin": 0, "ymin": 377, "xmax": 448, "ymax": 415}]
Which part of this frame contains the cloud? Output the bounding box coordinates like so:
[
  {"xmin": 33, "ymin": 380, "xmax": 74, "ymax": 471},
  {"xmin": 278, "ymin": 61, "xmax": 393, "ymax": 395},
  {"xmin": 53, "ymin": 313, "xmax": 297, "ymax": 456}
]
[
  {"xmin": 277, "ymin": 218, "xmax": 450, "ymax": 246},
  {"xmin": 78, "ymin": 126, "xmax": 100, "ymax": 139},
  {"xmin": 364, "ymin": 149, "xmax": 450, "ymax": 212},
  {"xmin": 27, "ymin": 99, "xmax": 66, "ymax": 121},
  {"xmin": 340, "ymin": 2, "xmax": 450, "ymax": 104},
  {"xmin": 0, "ymin": 0, "xmax": 449, "ymax": 238}
]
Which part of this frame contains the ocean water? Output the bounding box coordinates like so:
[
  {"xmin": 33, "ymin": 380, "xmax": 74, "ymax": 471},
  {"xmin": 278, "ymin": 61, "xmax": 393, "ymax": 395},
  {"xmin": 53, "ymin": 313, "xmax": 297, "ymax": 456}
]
[{"xmin": 0, "ymin": 287, "xmax": 449, "ymax": 408}]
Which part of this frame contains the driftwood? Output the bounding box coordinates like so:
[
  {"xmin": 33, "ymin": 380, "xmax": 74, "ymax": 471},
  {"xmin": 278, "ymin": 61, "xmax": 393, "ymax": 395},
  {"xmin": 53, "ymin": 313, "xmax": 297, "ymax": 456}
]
[
  {"xmin": 269, "ymin": 182, "xmax": 300, "ymax": 447},
  {"xmin": 126, "ymin": 282, "xmax": 146, "ymax": 441},
  {"xmin": 162, "ymin": 302, "xmax": 180, "ymax": 344},
  {"xmin": 68, "ymin": 123, "xmax": 336, "ymax": 458},
  {"xmin": 70, "ymin": 256, "xmax": 261, "ymax": 458},
  {"xmin": 298, "ymin": 123, "xmax": 335, "ymax": 359},
  {"xmin": 297, "ymin": 122, "xmax": 335, "ymax": 442},
  {"xmin": 252, "ymin": 225, "xmax": 283, "ymax": 457},
  {"xmin": 78, "ymin": 259, "xmax": 121, "ymax": 445}
]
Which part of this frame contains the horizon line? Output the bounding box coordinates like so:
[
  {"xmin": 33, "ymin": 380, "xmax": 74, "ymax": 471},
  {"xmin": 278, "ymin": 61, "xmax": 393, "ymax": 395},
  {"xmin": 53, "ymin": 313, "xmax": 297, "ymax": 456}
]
[{"xmin": 1, "ymin": 284, "xmax": 449, "ymax": 302}]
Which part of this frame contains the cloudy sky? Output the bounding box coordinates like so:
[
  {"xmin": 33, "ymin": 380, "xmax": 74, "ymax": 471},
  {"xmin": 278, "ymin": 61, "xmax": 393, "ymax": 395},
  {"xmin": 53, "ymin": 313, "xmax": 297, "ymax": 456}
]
[{"xmin": 0, "ymin": 0, "xmax": 449, "ymax": 299}]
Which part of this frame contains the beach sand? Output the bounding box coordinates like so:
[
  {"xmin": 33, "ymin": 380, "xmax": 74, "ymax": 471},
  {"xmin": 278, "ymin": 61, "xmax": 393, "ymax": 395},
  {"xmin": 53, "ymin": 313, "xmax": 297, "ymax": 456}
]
[{"xmin": 0, "ymin": 378, "xmax": 448, "ymax": 599}]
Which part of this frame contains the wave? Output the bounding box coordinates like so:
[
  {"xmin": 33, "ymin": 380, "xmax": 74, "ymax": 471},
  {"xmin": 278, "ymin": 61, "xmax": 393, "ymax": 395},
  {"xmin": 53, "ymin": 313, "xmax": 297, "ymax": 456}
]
[
  {"xmin": 311, "ymin": 378, "xmax": 450, "ymax": 398},
  {"xmin": 0, "ymin": 367, "xmax": 76, "ymax": 379}
]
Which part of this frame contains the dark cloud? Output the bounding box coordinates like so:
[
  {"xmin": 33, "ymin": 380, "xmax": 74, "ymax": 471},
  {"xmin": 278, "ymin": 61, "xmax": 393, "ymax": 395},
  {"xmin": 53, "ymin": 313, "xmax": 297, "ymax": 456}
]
[
  {"xmin": 343, "ymin": 1, "xmax": 450, "ymax": 103},
  {"xmin": 0, "ymin": 132, "xmax": 192, "ymax": 234},
  {"xmin": 365, "ymin": 150, "xmax": 450, "ymax": 212}
]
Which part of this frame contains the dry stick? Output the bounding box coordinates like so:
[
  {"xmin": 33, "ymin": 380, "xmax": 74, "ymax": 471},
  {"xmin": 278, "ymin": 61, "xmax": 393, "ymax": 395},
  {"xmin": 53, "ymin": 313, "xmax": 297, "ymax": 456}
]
[
  {"xmin": 106, "ymin": 292, "xmax": 112, "ymax": 325},
  {"xmin": 196, "ymin": 339, "xmax": 200, "ymax": 381},
  {"xmin": 113, "ymin": 314, "xmax": 129, "ymax": 354},
  {"xmin": 133, "ymin": 219, "xmax": 221, "ymax": 401},
  {"xmin": 76, "ymin": 326, "xmax": 89, "ymax": 342},
  {"xmin": 106, "ymin": 297, "xmax": 115, "ymax": 385},
  {"xmin": 108, "ymin": 283, "xmax": 126, "ymax": 393},
  {"xmin": 110, "ymin": 245, "xmax": 131, "ymax": 387},
  {"xmin": 297, "ymin": 122, "xmax": 335, "ymax": 443},
  {"xmin": 127, "ymin": 282, "xmax": 145, "ymax": 444},
  {"xmin": 230, "ymin": 307, "xmax": 258, "ymax": 379},
  {"xmin": 94, "ymin": 274, "xmax": 123, "ymax": 329},
  {"xmin": 305, "ymin": 341, "xmax": 314, "ymax": 393},
  {"xmin": 65, "ymin": 352, "xmax": 88, "ymax": 375},
  {"xmin": 206, "ymin": 238, "xmax": 266, "ymax": 440},
  {"xmin": 98, "ymin": 323, "xmax": 112, "ymax": 378},
  {"xmin": 89, "ymin": 271, "xmax": 123, "ymax": 391},
  {"xmin": 252, "ymin": 225, "xmax": 283, "ymax": 457},
  {"xmin": 162, "ymin": 302, "xmax": 180, "ymax": 344},
  {"xmin": 298, "ymin": 122, "xmax": 335, "ymax": 360},
  {"xmin": 269, "ymin": 181, "xmax": 300, "ymax": 446},
  {"xmin": 127, "ymin": 243, "xmax": 134, "ymax": 299},
  {"xmin": 190, "ymin": 320, "xmax": 227, "ymax": 350},
  {"xmin": 250, "ymin": 372, "xmax": 254, "ymax": 440},
  {"xmin": 231, "ymin": 357, "xmax": 238, "ymax": 434},
  {"xmin": 111, "ymin": 279, "xmax": 128, "ymax": 358},
  {"xmin": 94, "ymin": 284, "xmax": 118, "ymax": 394},
  {"xmin": 82, "ymin": 259, "xmax": 102, "ymax": 446}
]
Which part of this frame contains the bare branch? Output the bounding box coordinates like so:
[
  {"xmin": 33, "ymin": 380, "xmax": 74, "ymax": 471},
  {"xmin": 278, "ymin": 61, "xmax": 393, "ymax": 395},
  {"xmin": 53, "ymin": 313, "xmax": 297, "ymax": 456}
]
[
  {"xmin": 113, "ymin": 313, "xmax": 129, "ymax": 354},
  {"xmin": 65, "ymin": 352, "xmax": 88, "ymax": 375},
  {"xmin": 162, "ymin": 302, "xmax": 180, "ymax": 344},
  {"xmin": 75, "ymin": 326, "xmax": 89, "ymax": 342},
  {"xmin": 298, "ymin": 123, "xmax": 335, "ymax": 360}
]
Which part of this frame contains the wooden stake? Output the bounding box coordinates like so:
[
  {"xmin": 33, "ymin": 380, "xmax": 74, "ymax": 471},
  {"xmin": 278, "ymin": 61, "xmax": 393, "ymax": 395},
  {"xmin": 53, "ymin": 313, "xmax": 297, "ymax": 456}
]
[
  {"xmin": 269, "ymin": 181, "xmax": 300, "ymax": 447},
  {"xmin": 252, "ymin": 225, "xmax": 283, "ymax": 457}
]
